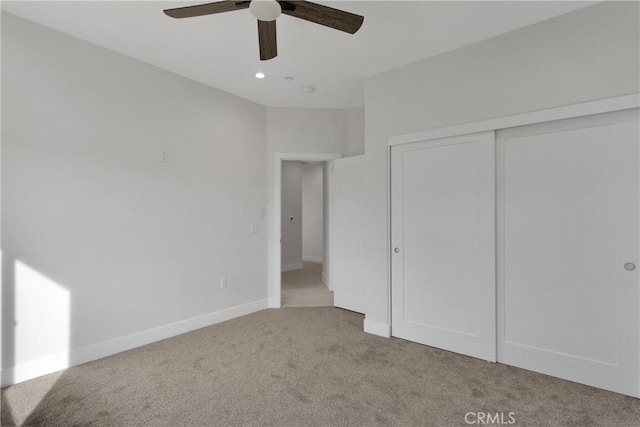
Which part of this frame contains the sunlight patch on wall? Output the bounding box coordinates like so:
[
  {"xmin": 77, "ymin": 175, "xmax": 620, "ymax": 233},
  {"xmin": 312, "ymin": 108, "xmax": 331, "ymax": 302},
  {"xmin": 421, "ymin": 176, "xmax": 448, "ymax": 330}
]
[
  {"xmin": 2, "ymin": 261, "xmax": 72, "ymax": 423},
  {"xmin": 14, "ymin": 260, "xmax": 70, "ymax": 372}
]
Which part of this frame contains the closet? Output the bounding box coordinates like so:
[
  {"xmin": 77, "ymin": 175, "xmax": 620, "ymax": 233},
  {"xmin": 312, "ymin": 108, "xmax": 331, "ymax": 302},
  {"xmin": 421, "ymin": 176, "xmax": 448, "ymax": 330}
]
[{"xmin": 390, "ymin": 102, "xmax": 639, "ymax": 397}]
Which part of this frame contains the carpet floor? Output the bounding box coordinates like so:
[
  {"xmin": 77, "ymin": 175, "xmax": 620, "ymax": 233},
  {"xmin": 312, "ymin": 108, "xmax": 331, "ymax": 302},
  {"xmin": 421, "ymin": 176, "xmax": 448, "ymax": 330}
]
[{"xmin": 2, "ymin": 308, "xmax": 639, "ymax": 426}]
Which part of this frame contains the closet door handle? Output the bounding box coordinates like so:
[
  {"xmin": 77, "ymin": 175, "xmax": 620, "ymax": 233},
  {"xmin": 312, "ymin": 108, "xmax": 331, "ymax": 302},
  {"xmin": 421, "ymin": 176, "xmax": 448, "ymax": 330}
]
[
  {"xmin": 394, "ymin": 247, "xmax": 400, "ymax": 254},
  {"xmin": 624, "ymin": 262, "xmax": 636, "ymax": 271}
]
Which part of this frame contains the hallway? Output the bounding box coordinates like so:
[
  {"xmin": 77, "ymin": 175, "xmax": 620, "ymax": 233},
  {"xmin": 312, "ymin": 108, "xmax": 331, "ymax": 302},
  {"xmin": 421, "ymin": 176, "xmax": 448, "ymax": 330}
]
[{"xmin": 281, "ymin": 262, "xmax": 333, "ymax": 307}]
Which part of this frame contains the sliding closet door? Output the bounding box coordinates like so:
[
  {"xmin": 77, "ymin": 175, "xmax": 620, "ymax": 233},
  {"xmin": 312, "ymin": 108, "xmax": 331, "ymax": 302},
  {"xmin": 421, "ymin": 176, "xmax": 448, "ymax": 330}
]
[
  {"xmin": 497, "ymin": 109, "xmax": 640, "ymax": 397},
  {"xmin": 391, "ymin": 131, "xmax": 496, "ymax": 361}
]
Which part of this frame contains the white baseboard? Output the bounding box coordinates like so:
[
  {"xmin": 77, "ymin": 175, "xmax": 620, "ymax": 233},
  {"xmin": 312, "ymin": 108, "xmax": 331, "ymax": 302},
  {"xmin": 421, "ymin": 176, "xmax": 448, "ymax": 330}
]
[
  {"xmin": 1, "ymin": 299, "xmax": 268, "ymax": 387},
  {"xmin": 302, "ymin": 255, "xmax": 323, "ymax": 263},
  {"xmin": 281, "ymin": 262, "xmax": 303, "ymax": 272},
  {"xmin": 321, "ymin": 271, "xmax": 331, "ymax": 289},
  {"xmin": 364, "ymin": 318, "xmax": 391, "ymax": 338}
]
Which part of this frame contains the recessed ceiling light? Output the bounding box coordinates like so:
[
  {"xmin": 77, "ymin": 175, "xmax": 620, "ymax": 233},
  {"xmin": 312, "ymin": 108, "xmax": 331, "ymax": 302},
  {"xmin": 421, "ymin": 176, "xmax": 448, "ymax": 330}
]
[
  {"xmin": 301, "ymin": 86, "xmax": 315, "ymax": 93},
  {"xmin": 255, "ymin": 72, "xmax": 266, "ymax": 79}
]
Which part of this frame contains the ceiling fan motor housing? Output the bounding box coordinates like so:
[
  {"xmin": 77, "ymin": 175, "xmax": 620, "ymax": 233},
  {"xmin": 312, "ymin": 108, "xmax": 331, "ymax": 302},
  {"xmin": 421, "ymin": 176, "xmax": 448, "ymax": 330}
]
[{"xmin": 250, "ymin": 0, "xmax": 282, "ymax": 22}]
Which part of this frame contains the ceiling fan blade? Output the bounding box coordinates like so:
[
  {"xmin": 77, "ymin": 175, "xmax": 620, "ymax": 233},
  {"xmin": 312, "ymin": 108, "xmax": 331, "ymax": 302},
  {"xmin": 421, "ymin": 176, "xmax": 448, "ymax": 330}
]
[
  {"xmin": 258, "ymin": 20, "xmax": 278, "ymax": 61},
  {"xmin": 163, "ymin": 1, "xmax": 249, "ymax": 19},
  {"xmin": 281, "ymin": 1, "xmax": 363, "ymax": 34}
]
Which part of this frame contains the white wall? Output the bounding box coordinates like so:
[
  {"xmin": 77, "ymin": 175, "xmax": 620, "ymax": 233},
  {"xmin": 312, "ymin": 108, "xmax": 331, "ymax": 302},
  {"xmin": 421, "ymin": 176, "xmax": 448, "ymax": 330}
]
[
  {"xmin": 266, "ymin": 108, "xmax": 349, "ymax": 305},
  {"xmin": 363, "ymin": 1, "xmax": 640, "ymax": 331},
  {"xmin": 302, "ymin": 162, "xmax": 323, "ymax": 262},
  {"xmin": 281, "ymin": 161, "xmax": 303, "ymax": 270},
  {"xmin": 346, "ymin": 106, "xmax": 365, "ymax": 156},
  {"xmin": 2, "ymin": 13, "xmax": 268, "ymax": 384}
]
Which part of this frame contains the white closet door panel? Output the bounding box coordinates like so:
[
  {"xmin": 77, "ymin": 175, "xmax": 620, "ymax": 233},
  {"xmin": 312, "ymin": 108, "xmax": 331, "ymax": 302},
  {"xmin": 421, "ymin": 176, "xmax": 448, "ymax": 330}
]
[
  {"xmin": 392, "ymin": 131, "xmax": 496, "ymax": 361},
  {"xmin": 497, "ymin": 109, "xmax": 639, "ymax": 397},
  {"xmin": 332, "ymin": 155, "xmax": 366, "ymax": 313}
]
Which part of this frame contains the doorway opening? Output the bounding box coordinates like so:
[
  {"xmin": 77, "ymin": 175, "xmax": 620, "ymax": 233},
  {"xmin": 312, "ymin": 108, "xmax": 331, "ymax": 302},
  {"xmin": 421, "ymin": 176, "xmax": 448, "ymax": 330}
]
[
  {"xmin": 281, "ymin": 161, "xmax": 331, "ymax": 306},
  {"xmin": 271, "ymin": 153, "xmax": 341, "ymax": 308}
]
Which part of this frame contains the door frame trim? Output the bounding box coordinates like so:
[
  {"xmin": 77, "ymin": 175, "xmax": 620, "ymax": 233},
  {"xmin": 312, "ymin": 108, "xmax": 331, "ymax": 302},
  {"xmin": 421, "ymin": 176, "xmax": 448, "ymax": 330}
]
[
  {"xmin": 270, "ymin": 153, "xmax": 342, "ymax": 308},
  {"xmin": 388, "ymin": 93, "xmax": 639, "ymax": 147}
]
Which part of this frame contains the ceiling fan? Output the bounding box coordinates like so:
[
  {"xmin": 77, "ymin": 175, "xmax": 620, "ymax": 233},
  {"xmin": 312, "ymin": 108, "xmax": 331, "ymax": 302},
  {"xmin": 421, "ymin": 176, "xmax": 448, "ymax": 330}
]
[{"xmin": 163, "ymin": 0, "xmax": 364, "ymax": 61}]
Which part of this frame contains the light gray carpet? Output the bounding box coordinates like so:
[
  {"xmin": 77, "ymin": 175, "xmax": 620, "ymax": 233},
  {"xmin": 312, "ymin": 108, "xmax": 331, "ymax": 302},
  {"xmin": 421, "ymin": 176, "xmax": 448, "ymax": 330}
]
[
  {"xmin": 282, "ymin": 262, "xmax": 333, "ymax": 307},
  {"xmin": 2, "ymin": 308, "xmax": 639, "ymax": 426}
]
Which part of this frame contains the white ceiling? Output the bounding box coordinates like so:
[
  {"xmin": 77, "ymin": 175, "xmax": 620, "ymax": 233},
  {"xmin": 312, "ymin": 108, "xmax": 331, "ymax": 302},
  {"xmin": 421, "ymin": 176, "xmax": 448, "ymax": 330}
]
[{"xmin": 2, "ymin": 1, "xmax": 595, "ymax": 108}]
